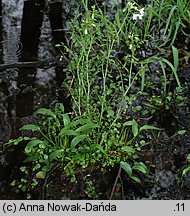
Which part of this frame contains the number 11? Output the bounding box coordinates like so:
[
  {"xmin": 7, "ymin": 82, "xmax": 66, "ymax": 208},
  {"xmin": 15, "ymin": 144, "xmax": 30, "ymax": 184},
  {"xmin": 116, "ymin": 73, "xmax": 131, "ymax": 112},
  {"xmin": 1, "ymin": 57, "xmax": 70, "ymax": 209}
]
[{"xmin": 176, "ymin": 203, "xmax": 184, "ymax": 212}]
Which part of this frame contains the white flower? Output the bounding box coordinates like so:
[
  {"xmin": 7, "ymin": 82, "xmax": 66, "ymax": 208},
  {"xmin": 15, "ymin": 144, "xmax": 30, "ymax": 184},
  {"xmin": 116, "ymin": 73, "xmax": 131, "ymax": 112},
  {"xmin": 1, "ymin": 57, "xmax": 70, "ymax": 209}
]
[
  {"xmin": 132, "ymin": 7, "xmax": 145, "ymax": 20},
  {"xmin": 139, "ymin": 8, "xmax": 145, "ymax": 16},
  {"xmin": 85, "ymin": 29, "xmax": 88, "ymax": 35},
  {"xmin": 132, "ymin": 14, "xmax": 140, "ymax": 20}
]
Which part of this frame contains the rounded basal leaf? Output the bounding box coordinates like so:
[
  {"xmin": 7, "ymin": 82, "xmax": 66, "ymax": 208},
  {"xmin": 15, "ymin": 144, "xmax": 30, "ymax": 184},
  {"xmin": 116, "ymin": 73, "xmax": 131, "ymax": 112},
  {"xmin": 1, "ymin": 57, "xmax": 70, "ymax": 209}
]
[
  {"xmin": 140, "ymin": 125, "xmax": 161, "ymax": 131},
  {"xmin": 132, "ymin": 162, "xmax": 148, "ymax": 174},
  {"xmin": 120, "ymin": 161, "xmax": 132, "ymax": 177},
  {"xmin": 20, "ymin": 124, "xmax": 40, "ymax": 132},
  {"xmin": 32, "ymin": 163, "xmax": 41, "ymax": 171},
  {"xmin": 36, "ymin": 171, "xmax": 46, "ymax": 179},
  {"xmin": 121, "ymin": 146, "xmax": 135, "ymax": 154},
  {"xmin": 39, "ymin": 143, "xmax": 46, "ymax": 149},
  {"xmin": 34, "ymin": 108, "xmax": 56, "ymax": 118},
  {"xmin": 49, "ymin": 149, "xmax": 64, "ymax": 163},
  {"xmin": 71, "ymin": 135, "xmax": 87, "ymax": 149},
  {"xmin": 25, "ymin": 146, "xmax": 32, "ymax": 153}
]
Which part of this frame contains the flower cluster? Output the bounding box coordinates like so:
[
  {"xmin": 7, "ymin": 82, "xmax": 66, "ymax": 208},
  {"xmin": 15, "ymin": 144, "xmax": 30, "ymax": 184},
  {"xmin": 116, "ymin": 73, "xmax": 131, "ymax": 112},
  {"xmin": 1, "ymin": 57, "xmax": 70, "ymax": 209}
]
[{"xmin": 132, "ymin": 8, "xmax": 145, "ymax": 20}]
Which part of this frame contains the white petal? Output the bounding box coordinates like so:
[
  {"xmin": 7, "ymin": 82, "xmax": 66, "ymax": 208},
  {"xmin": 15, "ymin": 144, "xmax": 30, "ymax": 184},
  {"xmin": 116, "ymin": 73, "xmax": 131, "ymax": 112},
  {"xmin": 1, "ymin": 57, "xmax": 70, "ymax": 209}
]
[{"xmin": 132, "ymin": 14, "xmax": 138, "ymax": 20}]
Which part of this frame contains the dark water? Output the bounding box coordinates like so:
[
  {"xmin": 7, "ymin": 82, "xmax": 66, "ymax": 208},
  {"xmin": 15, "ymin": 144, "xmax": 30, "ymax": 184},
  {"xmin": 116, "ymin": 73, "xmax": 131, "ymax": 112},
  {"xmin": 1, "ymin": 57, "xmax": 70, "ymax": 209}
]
[{"xmin": 0, "ymin": 0, "xmax": 73, "ymax": 199}]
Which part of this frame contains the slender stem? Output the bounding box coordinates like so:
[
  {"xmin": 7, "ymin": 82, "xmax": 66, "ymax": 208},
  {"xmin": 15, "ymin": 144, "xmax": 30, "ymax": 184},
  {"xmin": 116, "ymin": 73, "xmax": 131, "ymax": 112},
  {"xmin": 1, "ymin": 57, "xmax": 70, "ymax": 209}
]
[
  {"xmin": 40, "ymin": 131, "xmax": 56, "ymax": 146},
  {"xmin": 109, "ymin": 166, "xmax": 122, "ymax": 200}
]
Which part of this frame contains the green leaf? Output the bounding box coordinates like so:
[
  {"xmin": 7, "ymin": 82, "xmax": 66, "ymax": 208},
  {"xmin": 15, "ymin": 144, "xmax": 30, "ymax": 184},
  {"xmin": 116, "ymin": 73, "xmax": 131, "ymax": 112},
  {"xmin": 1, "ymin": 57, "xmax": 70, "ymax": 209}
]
[
  {"xmin": 55, "ymin": 103, "xmax": 64, "ymax": 113},
  {"xmin": 49, "ymin": 149, "xmax": 64, "ymax": 163},
  {"xmin": 25, "ymin": 139, "xmax": 43, "ymax": 149},
  {"xmin": 62, "ymin": 114, "xmax": 70, "ymax": 126},
  {"xmin": 130, "ymin": 175, "xmax": 141, "ymax": 184},
  {"xmin": 59, "ymin": 118, "xmax": 90, "ymax": 132},
  {"xmin": 39, "ymin": 143, "xmax": 46, "ymax": 149},
  {"xmin": 131, "ymin": 120, "xmax": 138, "ymax": 137},
  {"xmin": 107, "ymin": 109, "xmax": 115, "ymax": 117},
  {"xmin": 172, "ymin": 46, "xmax": 179, "ymax": 72},
  {"xmin": 182, "ymin": 166, "xmax": 190, "ymax": 176},
  {"xmin": 36, "ymin": 171, "xmax": 46, "ymax": 179},
  {"xmin": 34, "ymin": 108, "xmax": 56, "ymax": 118},
  {"xmin": 123, "ymin": 120, "xmax": 138, "ymax": 137},
  {"xmin": 162, "ymin": 58, "xmax": 181, "ymax": 88},
  {"xmin": 59, "ymin": 129, "xmax": 79, "ymax": 137},
  {"xmin": 23, "ymin": 153, "xmax": 38, "ymax": 163},
  {"xmin": 132, "ymin": 162, "xmax": 148, "ymax": 174},
  {"xmin": 140, "ymin": 125, "xmax": 161, "ymax": 131},
  {"xmin": 120, "ymin": 161, "xmax": 132, "ymax": 177},
  {"xmin": 68, "ymin": 118, "xmax": 91, "ymax": 128},
  {"xmin": 23, "ymin": 137, "xmax": 31, "ymax": 141},
  {"xmin": 8, "ymin": 136, "xmax": 25, "ymax": 145},
  {"xmin": 121, "ymin": 146, "xmax": 135, "ymax": 154},
  {"xmin": 186, "ymin": 154, "xmax": 190, "ymax": 163},
  {"xmin": 20, "ymin": 124, "xmax": 40, "ymax": 132},
  {"xmin": 75, "ymin": 123, "xmax": 99, "ymax": 133},
  {"xmin": 71, "ymin": 135, "xmax": 86, "ymax": 149},
  {"xmin": 123, "ymin": 120, "xmax": 133, "ymax": 127},
  {"xmin": 177, "ymin": 130, "xmax": 186, "ymax": 135},
  {"xmin": 91, "ymin": 144, "xmax": 105, "ymax": 153},
  {"xmin": 25, "ymin": 146, "xmax": 32, "ymax": 153}
]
